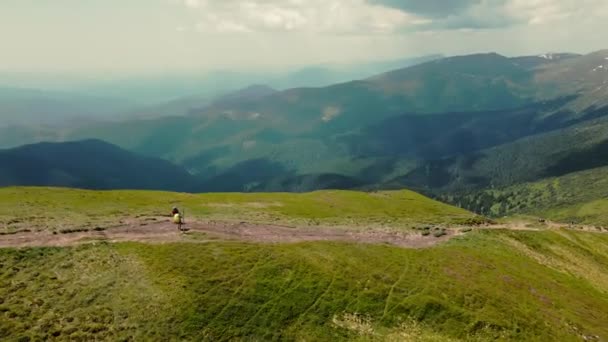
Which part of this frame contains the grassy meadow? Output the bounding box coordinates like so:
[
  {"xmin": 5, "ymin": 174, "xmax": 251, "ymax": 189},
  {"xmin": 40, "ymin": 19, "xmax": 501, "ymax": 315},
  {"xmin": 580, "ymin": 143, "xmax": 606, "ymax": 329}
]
[
  {"xmin": 1, "ymin": 187, "xmax": 608, "ymax": 341},
  {"xmin": 2, "ymin": 229, "xmax": 608, "ymax": 341},
  {"xmin": 0, "ymin": 187, "xmax": 474, "ymax": 235}
]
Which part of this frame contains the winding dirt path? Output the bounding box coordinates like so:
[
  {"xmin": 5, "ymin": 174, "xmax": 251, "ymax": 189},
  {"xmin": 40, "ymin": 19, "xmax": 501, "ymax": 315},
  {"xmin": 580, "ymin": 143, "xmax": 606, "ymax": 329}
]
[
  {"xmin": 5, "ymin": 216, "xmax": 602, "ymax": 249},
  {"xmin": 0, "ymin": 218, "xmax": 457, "ymax": 249}
]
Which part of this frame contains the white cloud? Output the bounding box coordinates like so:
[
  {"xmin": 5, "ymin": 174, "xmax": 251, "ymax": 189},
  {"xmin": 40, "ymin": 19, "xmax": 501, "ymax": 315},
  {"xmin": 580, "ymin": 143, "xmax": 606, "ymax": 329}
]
[
  {"xmin": 373, "ymin": 0, "xmax": 608, "ymax": 31},
  {"xmin": 174, "ymin": 0, "xmax": 428, "ymax": 35},
  {"xmin": 504, "ymin": 0, "xmax": 587, "ymax": 25},
  {"xmin": 1, "ymin": 0, "xmax": 606, "ymax": 73},
  {"xmin": 172, "ymin": 0, "xmax": 608, "ymax": 35}
]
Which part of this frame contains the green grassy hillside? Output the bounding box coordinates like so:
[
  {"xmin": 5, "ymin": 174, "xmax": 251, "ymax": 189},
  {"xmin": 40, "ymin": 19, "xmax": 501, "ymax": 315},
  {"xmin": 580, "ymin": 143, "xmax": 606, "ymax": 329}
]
[
  {"xmin": 2, "ymin": 229, "xmax": 608, "ymax": 341},
  {"xmin": 2, "ymin": 187, "xmax": 608, "ymax": 340},
  {"xmin": 0, "ymin": 187, "xmax": 474, "ymax": 235},
  {"xmin": 447, "ymin": 165, "xmax": 608, "ymax": 226}
]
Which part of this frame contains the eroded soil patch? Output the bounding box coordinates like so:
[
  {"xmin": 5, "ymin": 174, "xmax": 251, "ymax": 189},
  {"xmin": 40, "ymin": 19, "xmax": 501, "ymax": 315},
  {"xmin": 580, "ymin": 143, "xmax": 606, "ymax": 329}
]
[{"xmin": 0, "ymin": 218, "xmax": 455, "ymax": 249}]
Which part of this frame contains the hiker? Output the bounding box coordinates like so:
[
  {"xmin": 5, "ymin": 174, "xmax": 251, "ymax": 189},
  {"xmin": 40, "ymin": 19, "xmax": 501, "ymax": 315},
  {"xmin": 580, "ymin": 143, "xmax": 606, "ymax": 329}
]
[{"xmin": 171, "ymin": 207, "xmax": 183, "ymax": 230}]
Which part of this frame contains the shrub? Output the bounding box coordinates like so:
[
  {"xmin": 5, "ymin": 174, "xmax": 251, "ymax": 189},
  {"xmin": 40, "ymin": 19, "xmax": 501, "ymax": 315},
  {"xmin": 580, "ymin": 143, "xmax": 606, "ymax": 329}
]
[
  {"xmin": 455, "ymin": 216, "xmax": 495, "ymax": 226},
  {"xmin": 433, "ymin": 230, "xmax": 447, "ymax": 238},
  {"xmin": 59, "ymin": 228, "xmax": 89, "ymax": 234}
]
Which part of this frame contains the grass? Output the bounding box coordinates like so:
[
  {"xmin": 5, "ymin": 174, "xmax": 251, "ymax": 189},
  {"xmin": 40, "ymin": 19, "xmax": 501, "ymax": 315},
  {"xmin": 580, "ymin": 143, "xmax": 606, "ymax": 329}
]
[
  {"xmin": 2, "ymin": 229, "xmax": 608, "ymax": 341},
  {"xmin": 2, "ymin": 186, "xmax": 608, "ymax": 340},
  {"xmin": 0, "ymin": 187, "xmax": 474, "ymax": 234},
  {"xmin": 544, "ymin": 198, "xmax": 608, "ymax": 227},
  {"xmin": 449, "ymin": 165, "xmax": 608, "ymax": 226}
]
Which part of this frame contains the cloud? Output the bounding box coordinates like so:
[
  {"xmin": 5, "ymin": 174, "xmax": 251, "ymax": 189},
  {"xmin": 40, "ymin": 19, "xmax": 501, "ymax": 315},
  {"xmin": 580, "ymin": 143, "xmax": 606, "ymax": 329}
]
[
  {"xmin": 369, "ymin": 0, "xmax": 520, "ymax": 30},
  {"xmin": 504, "ymin": 0, "xmax": 596, "ymax": 25},
  {"xmin": 173, "ymin": 0, "xmax": 429, "ymax": 35},
  {"xmin": 370, "ymin": 0, "xmax": 608, "ymax": 30},
  {"xmin": 2, "ymin": 0, "xmax": 606, "ymax": 73},
  {"xmin": 183, "ymin": 0, "xmax": 202, "ymax": 8},
  {"xmin": 367, "ymin": 0, "xmax": 476, "ymax": 18},
  {"xmin": 173, "ymin": 0, "xmax": 607, "ymax": 34}
]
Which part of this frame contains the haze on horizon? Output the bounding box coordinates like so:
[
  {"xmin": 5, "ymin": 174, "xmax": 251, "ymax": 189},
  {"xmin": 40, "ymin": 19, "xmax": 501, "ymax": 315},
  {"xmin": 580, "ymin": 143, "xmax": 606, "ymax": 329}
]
[{"xmin": 1, "ymin": 0, "xmax": 607, "ymax": 75}]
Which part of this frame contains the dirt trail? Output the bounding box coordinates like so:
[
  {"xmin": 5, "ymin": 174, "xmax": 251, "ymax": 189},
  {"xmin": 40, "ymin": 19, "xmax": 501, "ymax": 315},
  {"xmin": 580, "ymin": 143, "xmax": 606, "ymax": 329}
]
[
  {"xmin": 3, "ymin": 217, "xmax": 603, "ymax": 249},
  {"xmin": 0, "ymin": 218, "xmax": 456, "ymax": 249},
  {"xmin": 489, "ymin": 220, "xmax": 606, "ymax": 233}
]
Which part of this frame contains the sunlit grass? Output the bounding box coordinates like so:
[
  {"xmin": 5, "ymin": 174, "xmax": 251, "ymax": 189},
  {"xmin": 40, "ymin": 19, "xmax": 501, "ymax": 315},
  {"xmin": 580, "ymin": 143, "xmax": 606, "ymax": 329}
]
[
  {"xmin": 2, "ymin": 230, "xmax": 608, "ymax": 340},
  {"xmin": 0, "ymin": 187, "xmax": 474, "ymax": 233}
]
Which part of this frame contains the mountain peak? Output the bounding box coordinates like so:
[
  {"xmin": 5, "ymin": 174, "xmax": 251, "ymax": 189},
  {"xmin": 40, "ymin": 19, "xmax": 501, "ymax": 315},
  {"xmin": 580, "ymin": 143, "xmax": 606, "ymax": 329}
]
[
  {"xmin": 370, "ymin": 51, "xmax": 522, "ymax": 84},
  {"xmin": 240, "ymin": 84, "xmax": 277, "ymax": 93},
  {"xmin": 211, "ymin": 84, "xmax": 278, "ymax": 107},
  {"xmin": 537, "ymin": 52, "xmax": 581, "ymax": 60},
  {"xmin": 587, "ymin": 49, "xmax": 608, "ymax": 58},
  {"xmin": 444, "ymin": 52, "xmax": 507, "ymax": 60},
  {"xmin": 538, "ymin": 53, "xmax": 558, "ymax": 60}
]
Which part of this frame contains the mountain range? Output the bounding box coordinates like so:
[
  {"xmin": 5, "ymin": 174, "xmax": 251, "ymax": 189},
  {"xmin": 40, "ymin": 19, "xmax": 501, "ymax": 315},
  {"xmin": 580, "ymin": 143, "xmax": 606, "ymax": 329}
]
[
  {"xmin": 0, "ymin": 87, "xmax": 138, "ymax": 128},
  {"xmin": 2, "ymin": 50, "xmax": 608, "ymax": 219},
  {"xmin": 0, "ymin": 140, "xmax": 198, "ymax": 191}
]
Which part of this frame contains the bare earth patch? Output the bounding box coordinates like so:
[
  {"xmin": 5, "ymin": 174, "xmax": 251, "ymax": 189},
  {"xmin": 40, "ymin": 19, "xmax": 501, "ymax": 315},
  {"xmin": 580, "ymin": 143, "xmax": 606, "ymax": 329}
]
[
  {"xmin": 2, "ymin": 216, "xmax": 604, "ymax": 249},
  {"xmin": 0, "ymin": 218, "xmax": 455, "ymax": 249}
]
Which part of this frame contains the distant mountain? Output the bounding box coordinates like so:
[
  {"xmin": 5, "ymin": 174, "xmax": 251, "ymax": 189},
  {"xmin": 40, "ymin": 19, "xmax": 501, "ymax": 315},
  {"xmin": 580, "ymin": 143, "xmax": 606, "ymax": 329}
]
[
  {"xmin": 375, "ymin": 103, "xmax": 608, "ymax": 198},
  {"xmin": 72, "ymin": 53, "xmax": 548, "ymax": 149},
  {"xmin": 0, "ymin": 87, "xmax": 138, "ymax": 127},
  {"xmin": 5, "ymin": 50, "xmax": 608, "ymax": 203},
  {"xmin": 105, "ymin": 55, "xmax": 442, "ymax": 120},
  {"xmin": 511, "ymin": 53, "xmax": 581, "ymax": 70},
  {"xmin": 0, "ymin": 140, "xmax": 200, "ymax": 191},
  {"xmin": 0, "ymin": 125, "xmax": 65, "ymax": 150},
  {"xmin": 270, "ymin": 54, "xmax": 444, "ymax": 89},
  {"xmin": 533, "ymin": 49, "xmax": 608, "ymax": 111},
  {"xmin": 210, "ymin": 84, "xmax": 278, "ymax": 107},
  {"xmin": 340, "ymin": 96, "xmax": 579, "ymax": 162},
  {"xmin": 41, "ymin": 54, "xmax": 441, "ymax": 105},
  {"xmin": 116, "ymin": 84, "xmax": 277, "ymax": 121}
]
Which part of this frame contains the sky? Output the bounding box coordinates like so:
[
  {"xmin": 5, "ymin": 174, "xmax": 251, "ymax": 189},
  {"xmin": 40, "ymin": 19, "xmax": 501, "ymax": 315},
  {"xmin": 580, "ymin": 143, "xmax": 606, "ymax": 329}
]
[{"xmin": 1, "ymin": 0, "xmax": 607, "ymax": 74}]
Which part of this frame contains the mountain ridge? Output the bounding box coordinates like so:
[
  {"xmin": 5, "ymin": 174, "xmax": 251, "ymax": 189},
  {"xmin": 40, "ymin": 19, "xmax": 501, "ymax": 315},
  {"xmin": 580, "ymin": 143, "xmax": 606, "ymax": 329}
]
[
  {"xmin": 0, "ymin": 139, "xmax": 201, "ymax": 192},
  {"xmin": 3, "ymin": 50, "xmax": 608, "ymax": 218}
]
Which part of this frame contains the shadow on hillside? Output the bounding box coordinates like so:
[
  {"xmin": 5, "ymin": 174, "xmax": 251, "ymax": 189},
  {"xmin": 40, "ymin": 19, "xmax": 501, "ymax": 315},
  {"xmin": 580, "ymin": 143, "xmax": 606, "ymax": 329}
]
[
  {"xmin": 342, "ymin": 96, "xmax": 581, "ymax": 160},
  {"xmin": 544, "ymin": 138, "xmax": 608, "ymax": 178},
  {"xmin": 198, "ymin": 158, "xmax": 293, "ymax": 192},
  {"xmin": 371, "ymin": 102, "xmax": 608, "ymax": 192},
  {"xmin": 195, "ymin": 157, "xmax": 364, "ymax": 193}
]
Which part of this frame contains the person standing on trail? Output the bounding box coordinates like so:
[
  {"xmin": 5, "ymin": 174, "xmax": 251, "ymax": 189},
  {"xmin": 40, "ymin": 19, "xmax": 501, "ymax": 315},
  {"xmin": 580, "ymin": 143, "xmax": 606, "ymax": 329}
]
[{"xmin": 171, "ymin": 207, "xmax": 183, "ymax": 230}]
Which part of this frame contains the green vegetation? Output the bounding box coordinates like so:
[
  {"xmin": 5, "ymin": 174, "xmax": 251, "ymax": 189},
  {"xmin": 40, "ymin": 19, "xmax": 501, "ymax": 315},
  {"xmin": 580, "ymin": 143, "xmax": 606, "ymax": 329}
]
[
  {"xmin": 450, "ymin": 113, "xmax": 608, "ymax": 190},
  {"xmin": 2, "ymin": 229, "xmax": 608, "ymax": 341},
  {"xmin": 0, "ymin": 187, "xmax": 474, "ymax": 234},
  {"xmin": 0, "ymin": 140, "xmax": 200, "ymax": 192},
  {"xmin": 1, "ymin": 187, "xmax": 608, "ymax": 340},
  {"xmin": 449, "ymin": 165, "xmax": 608, "ymax": 226}
]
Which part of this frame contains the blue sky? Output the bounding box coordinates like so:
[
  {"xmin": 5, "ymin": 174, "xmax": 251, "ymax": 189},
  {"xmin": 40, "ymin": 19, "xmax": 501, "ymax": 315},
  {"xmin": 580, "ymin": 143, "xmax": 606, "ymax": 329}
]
[{"xmin": 1, "ymin": 0, "xmax": 606, "ymax": 73}]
